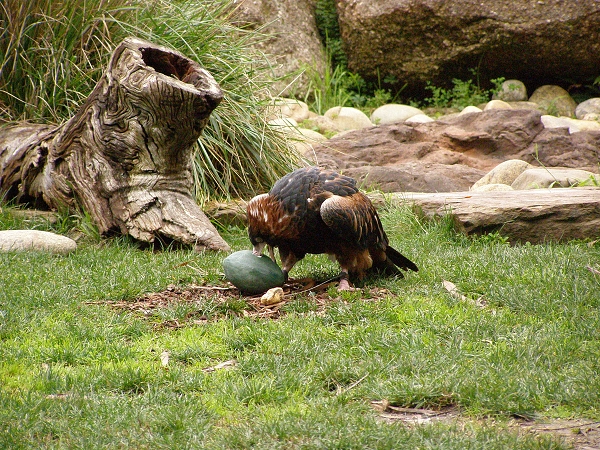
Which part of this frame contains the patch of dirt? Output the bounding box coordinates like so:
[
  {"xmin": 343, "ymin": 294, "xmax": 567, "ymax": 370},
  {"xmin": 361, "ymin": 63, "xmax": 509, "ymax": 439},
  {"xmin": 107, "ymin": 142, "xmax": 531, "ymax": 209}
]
[
  {"xmin": 372, "ymin": 400, "xmax": 461, "ymax": 425},
  {"xmin": 518, "ymin": 419, "xmax": 600, "ymax": 450},
  {"xmin": 371, "ymin": 401, "xmax": 600, "ymax": 449},
  {"xmin": 86, "ymin": 279, "xmax": 394, "ymax": 328}
]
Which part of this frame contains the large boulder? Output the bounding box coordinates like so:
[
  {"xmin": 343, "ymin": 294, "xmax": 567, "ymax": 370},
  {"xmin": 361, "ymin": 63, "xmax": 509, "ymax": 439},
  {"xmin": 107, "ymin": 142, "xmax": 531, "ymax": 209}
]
[
  {"xmin": 230, "ymin": 0, "xmax": 326, "ymax": 96},
  {"xmin": 312, "ymin": 109, "xmax": 600, "ymax": 192},
  {"xmin": 335, "ymin": 0, "xmax": 600, "ymax": 96}
]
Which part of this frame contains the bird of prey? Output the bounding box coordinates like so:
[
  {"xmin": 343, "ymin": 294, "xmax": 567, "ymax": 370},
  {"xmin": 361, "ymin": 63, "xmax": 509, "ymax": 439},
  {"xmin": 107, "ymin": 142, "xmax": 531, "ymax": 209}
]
[{"xmin": 246, "ymin": 166, "xmax": 418, "ymax": 290}]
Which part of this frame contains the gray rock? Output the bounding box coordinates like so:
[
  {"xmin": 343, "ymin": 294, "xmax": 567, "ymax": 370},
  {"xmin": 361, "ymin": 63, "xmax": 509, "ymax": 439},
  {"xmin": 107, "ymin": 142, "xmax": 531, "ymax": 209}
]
[
  {"xmin": 540, "ymin": 115, "xmax": 600, "ymax": 133},
  {"xmin": 471, "ymin": 159, "xmax": 532, "ymax": 190},
  {"xmin": 405, "ymin": 114, "xmax": 435, "ymax": 124},
  {"xmin": 471, "ymin": 183, "xmax": 514, "ymax": 192},
  {"xmin": 529, "ymin": 85, "xmax": 577, "ymax": 117},
  {"xmin": 266, "ymin": 98, "xmax": 311, "ymax": 122},
  {"xmin": 343, "ymin": 162, "xmax": 485, "ymax": 193},
  {"xmin": 511, "ymin": 168, "xmax": 600, "ymax": 190},
  {"xmin": 508, "ymin": 101, "xmax": 543, "ymax": 111},
  {"xmin": 393, "ymin": 188, "xmax": 600, "ymax": 243},
  {"xmin": 459, "ymin": 106, "xmax": 483, "ymax": 115},
  {"xmin": 370, "ymin": 104, "xmax": 424, "ymax": 125},
  {"xmin": 527, "ymin": 127, "xmax": 600, "ymax": 173},
  {"xmin": 301, "ymin": 115, "xmax": 340, "ymax": 135},
  {"xmin": 0, "ymin": 230, "xmax": 77, "ymax": 254},
  {"xmin": 493, "ymin": 79, "xmax": 528, "ymax": 102},
  {"xmin": 583, "ymin": 113, "xmax": 600, "ymax": 121},
  {"xmin": 311, "ymin": 109, "xmax": 600, "ymax": 193},
  {"xmin": 484, "ymin": 100, "xmax": 513, "ymax": 110},
  {"xmin": 336, "ymin": 1, "xmax": 600, "ymax": 97},
  {"xmin": 324, "ymin": 106, "xmax": 373, "ymax": 131},
  {"xmin": 230, "ymin": 0, "xmax": 326, "ymax": 96},
  {"xmin": 575, "ymin": 98, "xmax": 600, "ymax": 119}
]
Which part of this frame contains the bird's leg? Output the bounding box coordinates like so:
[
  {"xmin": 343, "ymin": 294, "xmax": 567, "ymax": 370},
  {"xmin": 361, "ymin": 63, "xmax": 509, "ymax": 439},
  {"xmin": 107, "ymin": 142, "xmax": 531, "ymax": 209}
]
[
  {"xmin": 279, "ymin": 248, "xmax": 299, "ymax": 283},
  {"xmin": 337, "ymin": 270, "xmax": 356, "ymax": 291},
  {"xmin": 268, "ymin": 245, "xmax": 276, "ymax": 262}
]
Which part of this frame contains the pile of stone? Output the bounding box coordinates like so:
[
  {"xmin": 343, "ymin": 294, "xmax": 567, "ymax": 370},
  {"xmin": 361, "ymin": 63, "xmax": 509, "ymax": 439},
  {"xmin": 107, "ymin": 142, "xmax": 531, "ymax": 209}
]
[{"xmin": 267, "ymin": 80, "xmax": 600, "ymax": 194}]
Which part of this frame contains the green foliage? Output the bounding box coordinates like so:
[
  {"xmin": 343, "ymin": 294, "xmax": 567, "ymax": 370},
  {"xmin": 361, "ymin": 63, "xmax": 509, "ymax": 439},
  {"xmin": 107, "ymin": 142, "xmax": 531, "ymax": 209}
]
[
  {"xmin": 0, "ymin": 0, "xmax": 301, "ymax": 202},
  {"xmin": 311, "ymin": 0, "xmax": 401, "ymax": 115},
  {"xmin": 303, "ymin": 59, "xmax": 353, "ymax": 114},
  {"xmin": 303, "ymin": 53, "xmax": 402, "ymax": 116},
  {"xmin": 314, "ymin": 0, "xmax": 347, "ymax": 70},
  {"xmin": 424, "ymin": 73, "xmax": 505, "ymax": 110}
]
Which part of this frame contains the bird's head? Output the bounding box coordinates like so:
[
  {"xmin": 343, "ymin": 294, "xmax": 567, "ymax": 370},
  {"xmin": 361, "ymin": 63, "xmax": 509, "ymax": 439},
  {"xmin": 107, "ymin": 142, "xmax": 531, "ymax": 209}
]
[
  {"xmin": 250, "ymin": 235, "xmax": 267, "ymax": 256},
  {"xmin": 246, "ymin": 192, "xmax": 296, "ymax": 255},
  {"xmin": 247, "ymin": 193, "xmax": 272, "ymax": 255}
]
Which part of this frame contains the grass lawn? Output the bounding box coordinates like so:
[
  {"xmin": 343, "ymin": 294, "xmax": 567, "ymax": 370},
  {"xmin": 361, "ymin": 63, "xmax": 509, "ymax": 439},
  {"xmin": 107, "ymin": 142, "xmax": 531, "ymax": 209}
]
[{"xmin": 1, "ymin": 204, "xmax": 599, "ymax": 449}]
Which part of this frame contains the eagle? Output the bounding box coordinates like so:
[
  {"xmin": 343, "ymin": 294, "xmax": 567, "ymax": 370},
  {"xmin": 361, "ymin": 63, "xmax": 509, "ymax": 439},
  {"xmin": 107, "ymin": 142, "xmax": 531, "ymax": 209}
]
[{"xmin": 246, "ymin": 166, "xmax": 418, "ymax": 290}]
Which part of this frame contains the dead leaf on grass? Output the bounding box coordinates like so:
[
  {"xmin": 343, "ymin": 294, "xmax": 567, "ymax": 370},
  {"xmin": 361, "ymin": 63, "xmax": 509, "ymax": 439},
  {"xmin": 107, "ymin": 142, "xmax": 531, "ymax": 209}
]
[
  {"xmin": 45, "ymin": 393, "xmax": 70, "ymax": 400},
  {"xmin": 202, "ymin": 360, "xmax": 237, "ymax": 373},
  {"xmin": 442, "ymin": 280, "xmax": 486, "ymax": 308},
  {"xmin": 371, "ymin": 400, "xmax": 461, "ymax": 425},
  {"xmin": 160, "ymin": 350, "xmax": 170, "ymax": 367},
  {"xmin": 586, "ymin": 265, "xmax": 600, "ymax": 276}
]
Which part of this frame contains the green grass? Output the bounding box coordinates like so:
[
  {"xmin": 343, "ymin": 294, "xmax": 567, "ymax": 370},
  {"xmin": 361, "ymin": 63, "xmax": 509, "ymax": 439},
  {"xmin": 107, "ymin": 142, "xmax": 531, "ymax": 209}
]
[{"xmin": 1, "ymin": 204, "xmax": 599, "ymax": 448}]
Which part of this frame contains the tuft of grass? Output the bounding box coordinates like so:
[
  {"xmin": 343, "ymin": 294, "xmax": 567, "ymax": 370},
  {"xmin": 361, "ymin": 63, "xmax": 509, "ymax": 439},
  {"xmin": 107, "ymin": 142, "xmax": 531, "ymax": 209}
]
[
  {"xmin": 0, "ymin": 0, "xmax": 302, "ymax": 203},
  {"xmin": 302, "ymin": 55, "xmax": 354, "ymax": 115}
]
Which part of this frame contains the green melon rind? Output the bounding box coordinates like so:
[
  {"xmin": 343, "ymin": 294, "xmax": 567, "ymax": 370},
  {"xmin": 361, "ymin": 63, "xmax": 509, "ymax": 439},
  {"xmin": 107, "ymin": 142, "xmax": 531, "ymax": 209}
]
[{"xmin": 222, "ymin": 250, "xmax": 285, "ymax": 294}]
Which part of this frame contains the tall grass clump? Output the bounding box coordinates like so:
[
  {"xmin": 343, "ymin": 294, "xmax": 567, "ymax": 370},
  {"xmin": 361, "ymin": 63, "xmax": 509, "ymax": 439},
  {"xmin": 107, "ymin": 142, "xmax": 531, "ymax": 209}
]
[{"xmin": 0, "ymin": 0, "xmax": 302, "ymax": 202}]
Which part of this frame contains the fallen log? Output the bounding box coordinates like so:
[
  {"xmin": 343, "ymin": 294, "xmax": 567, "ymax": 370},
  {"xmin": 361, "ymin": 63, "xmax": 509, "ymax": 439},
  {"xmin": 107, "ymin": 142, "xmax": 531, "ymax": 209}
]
[
  {"xmin": 392, "ymin": 188, "xmax": 600, "ymax": 243},
  {"xmin": 0, "ymin": 37, "xmax": 230, "ymax": 251}
]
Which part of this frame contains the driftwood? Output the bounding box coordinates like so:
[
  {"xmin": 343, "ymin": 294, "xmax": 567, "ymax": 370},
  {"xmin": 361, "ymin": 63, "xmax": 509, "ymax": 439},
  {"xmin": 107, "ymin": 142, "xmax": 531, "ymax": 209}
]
[
  {"xmin": 203, "ymin": 188, "xmax": 600, "ymax": 244},
  {"xmin": 392, "ymin": 188, "xmax": 600, "ymax": 243},
  {"xmin": 0, "ymin": 37, "xmax": 229, "ymax": 251}
]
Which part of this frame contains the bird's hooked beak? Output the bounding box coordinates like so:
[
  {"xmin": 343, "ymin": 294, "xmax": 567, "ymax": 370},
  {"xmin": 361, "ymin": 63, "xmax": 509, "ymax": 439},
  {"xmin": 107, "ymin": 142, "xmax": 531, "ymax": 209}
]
[{"xmin": 252, "ymin": 241, "xmax": 267, "ymax": 256}]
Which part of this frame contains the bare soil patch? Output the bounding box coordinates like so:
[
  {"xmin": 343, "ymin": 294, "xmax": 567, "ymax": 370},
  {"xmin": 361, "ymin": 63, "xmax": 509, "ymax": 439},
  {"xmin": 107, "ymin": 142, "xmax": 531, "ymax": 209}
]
[{"xmin": 88, "ymin": 279, "xmax": 394, "ymax": 328}]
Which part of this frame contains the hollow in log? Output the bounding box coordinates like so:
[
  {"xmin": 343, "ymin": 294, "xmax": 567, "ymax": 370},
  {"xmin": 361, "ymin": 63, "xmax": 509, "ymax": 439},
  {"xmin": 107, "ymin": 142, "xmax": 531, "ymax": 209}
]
[{"xmin": 0, "ymin": 37, "xmax": 230, "ymax": 251}]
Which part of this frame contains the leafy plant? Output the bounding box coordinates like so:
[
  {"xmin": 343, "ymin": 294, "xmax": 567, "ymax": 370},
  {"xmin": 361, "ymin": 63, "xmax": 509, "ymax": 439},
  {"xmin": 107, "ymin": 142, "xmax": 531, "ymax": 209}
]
[
  {"xmin": 314, "ymin": 0, "xmax": 347, "ymax": 70},
  {"xmin": 302, "ymin": 56, "xmax": 354, "ymax": 115},
  {"xmin": 424, "ymin": 73, "xmax": 505, "ymax": 110}
]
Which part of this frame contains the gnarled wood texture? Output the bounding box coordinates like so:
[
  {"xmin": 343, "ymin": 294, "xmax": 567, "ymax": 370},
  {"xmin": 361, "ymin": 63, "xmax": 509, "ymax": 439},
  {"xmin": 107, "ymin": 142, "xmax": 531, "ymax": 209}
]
[{"xmin": 0, "ymin": 37, "xmax": 229, "ymax": 251}]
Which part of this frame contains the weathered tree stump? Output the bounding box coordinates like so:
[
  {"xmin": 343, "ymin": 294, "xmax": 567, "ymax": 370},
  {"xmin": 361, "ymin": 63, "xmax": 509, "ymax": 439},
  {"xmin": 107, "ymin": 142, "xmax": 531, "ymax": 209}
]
[{"xmin": 0, "ymin": 37, "xmax": 230, "ymax": 251}]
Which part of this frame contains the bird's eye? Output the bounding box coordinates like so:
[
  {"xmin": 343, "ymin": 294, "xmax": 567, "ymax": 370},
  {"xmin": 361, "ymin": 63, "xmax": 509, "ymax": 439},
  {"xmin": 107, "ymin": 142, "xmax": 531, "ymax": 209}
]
[{"xmin": 255, "ymin": 237, "xmax": 263, "ymax": 243}]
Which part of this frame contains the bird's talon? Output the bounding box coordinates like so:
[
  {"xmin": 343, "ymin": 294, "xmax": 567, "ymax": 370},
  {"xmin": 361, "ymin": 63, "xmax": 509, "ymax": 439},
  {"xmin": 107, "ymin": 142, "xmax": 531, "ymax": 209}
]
[{"xmin": 337, "ymin": 278, "xmax": 356, "ymax": 291}]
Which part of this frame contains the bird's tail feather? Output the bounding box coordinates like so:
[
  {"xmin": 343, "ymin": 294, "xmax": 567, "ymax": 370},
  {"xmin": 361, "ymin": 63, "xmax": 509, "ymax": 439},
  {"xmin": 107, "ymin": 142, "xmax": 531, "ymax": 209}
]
[{"xmin": 386, "ymin": 246, "xmax": 418, "ymax": 272}]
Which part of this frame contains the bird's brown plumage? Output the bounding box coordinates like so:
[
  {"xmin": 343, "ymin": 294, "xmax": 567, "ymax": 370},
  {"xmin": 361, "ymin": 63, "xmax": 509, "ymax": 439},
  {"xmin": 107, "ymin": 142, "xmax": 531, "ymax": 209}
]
[{"xmin": 247, "ymin": 167, "xmax": 418, "ymax": 288}]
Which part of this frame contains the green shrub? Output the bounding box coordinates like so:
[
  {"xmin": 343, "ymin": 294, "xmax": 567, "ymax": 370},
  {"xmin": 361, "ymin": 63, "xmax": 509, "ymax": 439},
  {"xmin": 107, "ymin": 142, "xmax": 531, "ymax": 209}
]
[{"xmin": 424, "ymin": 74, "xmax": 505, "ymax": 110}]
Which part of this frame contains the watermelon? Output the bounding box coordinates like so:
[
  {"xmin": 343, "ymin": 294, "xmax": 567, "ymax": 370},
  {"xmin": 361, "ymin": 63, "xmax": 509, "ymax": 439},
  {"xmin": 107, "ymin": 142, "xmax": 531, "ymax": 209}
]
[{"xmin": 222, "ymin": 250, "xmax": 285, "ymax": 294}]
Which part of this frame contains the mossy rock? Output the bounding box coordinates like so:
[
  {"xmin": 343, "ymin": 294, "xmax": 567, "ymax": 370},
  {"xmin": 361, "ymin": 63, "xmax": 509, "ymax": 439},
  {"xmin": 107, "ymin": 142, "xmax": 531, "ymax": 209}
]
[{"xmin": 222, "ymin": 250, "xmax": 285, "ymax": 295}]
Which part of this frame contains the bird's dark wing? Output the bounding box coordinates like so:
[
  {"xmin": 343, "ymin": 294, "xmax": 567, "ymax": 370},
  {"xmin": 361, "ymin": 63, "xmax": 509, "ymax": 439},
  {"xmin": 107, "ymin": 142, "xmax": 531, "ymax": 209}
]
[
  {"xmin": 320, "ymin": 192, "xmax": 388, "ymax": 250},
  {"xmin": 270, "ymin": 167, "xmax": 359, "ymax": 216},
  {"xmin": 315, "ymin": 168, "xmax": 358, "ymax": 197}
]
